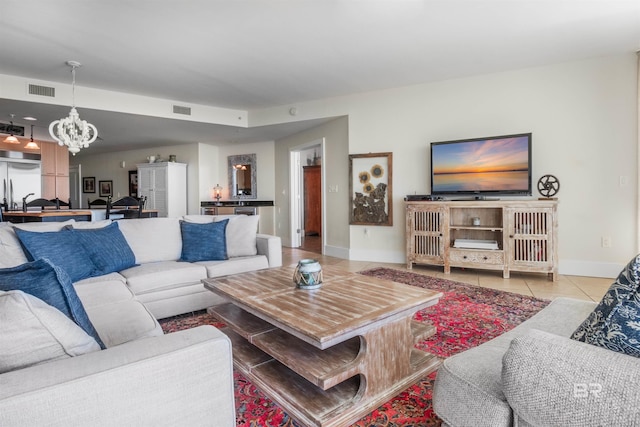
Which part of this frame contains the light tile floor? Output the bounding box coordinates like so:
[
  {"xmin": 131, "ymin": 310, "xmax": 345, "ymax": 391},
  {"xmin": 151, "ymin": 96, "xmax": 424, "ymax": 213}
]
[{"xmin": 283, "ymin": 247, "xmax": 612, "ymax": 303}]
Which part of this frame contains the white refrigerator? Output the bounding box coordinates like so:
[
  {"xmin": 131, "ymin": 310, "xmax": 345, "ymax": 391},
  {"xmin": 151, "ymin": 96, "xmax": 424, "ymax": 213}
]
[{"xmin": 0, "ymin": 160, "xmax": 41, "ymax": 210}]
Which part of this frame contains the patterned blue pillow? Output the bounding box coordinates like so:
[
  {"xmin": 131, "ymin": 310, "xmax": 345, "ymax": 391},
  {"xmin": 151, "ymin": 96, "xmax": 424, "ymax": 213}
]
[
  {"xmin": 179, "ymin": 219, "xmax": 228, "ymax": 262},
  {"xmin": 69, "ymin": 222, "xmax": 136, "ymax": 275},
  {"xmin": 14, "ymin": 228, "xmax": 98, "ymax": 282},
  {"xmin": 0, "ymin": 259, "xmax": 105, "ymax": 349},
  {"xmin": 571, "ymin": 254, "xmax": 640, "ymax": 357}
]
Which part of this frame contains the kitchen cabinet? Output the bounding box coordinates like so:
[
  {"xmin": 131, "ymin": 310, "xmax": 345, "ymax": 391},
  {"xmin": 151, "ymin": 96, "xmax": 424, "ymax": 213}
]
[
  {"xmin": 137, "ymin": 162, "xmax": 187, "ymax": 217},
  {"xmin": 41, "ymin": 142, "xmax": 69, "ymax": 200}
]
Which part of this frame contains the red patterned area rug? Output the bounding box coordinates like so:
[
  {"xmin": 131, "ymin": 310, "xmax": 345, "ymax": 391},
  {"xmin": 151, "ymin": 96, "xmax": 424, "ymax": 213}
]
[{"xmin": 159, "ymin": 267, "xmax": 549, "ymax": 427}]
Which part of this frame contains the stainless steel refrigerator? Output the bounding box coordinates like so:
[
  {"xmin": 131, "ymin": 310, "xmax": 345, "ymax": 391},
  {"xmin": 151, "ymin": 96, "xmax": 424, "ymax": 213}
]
[{"xmin": 0, "ymin": 159, "xmax": 41, "ymax": 210}]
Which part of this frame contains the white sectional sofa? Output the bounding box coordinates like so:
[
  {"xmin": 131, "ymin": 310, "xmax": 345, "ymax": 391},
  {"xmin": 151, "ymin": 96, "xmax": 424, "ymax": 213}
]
[{"xmin": 0, "ymin": 215, "xmax": 282, "ymax": 426}]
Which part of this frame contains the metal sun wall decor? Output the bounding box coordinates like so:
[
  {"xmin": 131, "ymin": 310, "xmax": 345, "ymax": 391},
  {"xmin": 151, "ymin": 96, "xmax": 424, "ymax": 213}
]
[{"xmin": 349, "ymin": 152, "xmax": 393, "ymax": 226}]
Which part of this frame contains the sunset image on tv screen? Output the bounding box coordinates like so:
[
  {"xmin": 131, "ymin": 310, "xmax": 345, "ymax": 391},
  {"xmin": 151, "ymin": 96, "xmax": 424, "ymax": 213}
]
[{"xmin": 431, "ymin": 136, "xmax": 530, "ymax": 193}]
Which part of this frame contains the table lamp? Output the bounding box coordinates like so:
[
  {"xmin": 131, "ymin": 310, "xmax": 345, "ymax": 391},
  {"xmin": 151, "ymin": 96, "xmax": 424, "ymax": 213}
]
[{"xmin": 214, "ymin": 184, "xmax": 223, "ymax": 204}]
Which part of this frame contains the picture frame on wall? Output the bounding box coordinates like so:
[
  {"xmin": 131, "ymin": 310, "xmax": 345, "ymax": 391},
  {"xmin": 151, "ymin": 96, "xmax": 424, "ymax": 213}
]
[
  {"xmin": 83, "ymin": 177, "xmax": 96, "ymax": 193},
  {"xmin": 129, "ymin": 170, "xmax": 138, "ymax": 197},
  {"xmin": 349, "ymin": 152, "xmax": 393, "ymax": 226},
  {"xmin": 99, "ymin": 180, "xmax": 113, "ymax": 197}
]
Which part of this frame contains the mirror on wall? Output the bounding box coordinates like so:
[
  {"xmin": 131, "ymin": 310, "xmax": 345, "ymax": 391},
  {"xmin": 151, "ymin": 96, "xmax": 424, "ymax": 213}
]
[{"xmin": 228, "ymin": 153, "xmax": 257, "ymax": 199}]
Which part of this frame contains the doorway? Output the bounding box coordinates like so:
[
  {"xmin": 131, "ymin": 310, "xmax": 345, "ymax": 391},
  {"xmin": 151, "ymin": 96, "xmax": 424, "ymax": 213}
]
[{"xmin": 290, "ymin": 139, "xmax": 324, "ymax": 254}]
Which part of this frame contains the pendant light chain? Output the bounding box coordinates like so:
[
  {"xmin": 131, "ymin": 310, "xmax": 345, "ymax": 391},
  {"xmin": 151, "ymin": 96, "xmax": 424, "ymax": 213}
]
[{"xmin": 71, "ymin": 64, "xmax": 77, "ymax": 109}]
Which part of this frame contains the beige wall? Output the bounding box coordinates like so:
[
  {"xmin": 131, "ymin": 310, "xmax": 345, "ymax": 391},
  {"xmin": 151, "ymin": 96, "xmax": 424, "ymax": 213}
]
[
  {"xmin": 71, "ymin": 144, "xmax": 201, "ymax": 214},
  {"xmin": 197, "ymin": 143, "xmax": 220, "ymax": 202},
  {"xmin": 70, "ymin": 53, "xmax": 638, "ymax": 277},
  {"xmin": 259, "ymin": 54, "xmax": 638, "ymax": 277},
  {"xmin": 275, "ymin": 117, "xmax": 349, "ymax": 255},
  {"xmin": 74, "ymin": 141, "xmax": 277, "ymax": 215},
  {"xmin": 216, "ymin": 141, "xmax": 276, "ymax": 201}
]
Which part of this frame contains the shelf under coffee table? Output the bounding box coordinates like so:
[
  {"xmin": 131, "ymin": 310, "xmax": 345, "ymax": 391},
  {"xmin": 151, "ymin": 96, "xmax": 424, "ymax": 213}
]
[{"xmin": 203, "ymin": 265, "xmax": 442, "ymax": 427}]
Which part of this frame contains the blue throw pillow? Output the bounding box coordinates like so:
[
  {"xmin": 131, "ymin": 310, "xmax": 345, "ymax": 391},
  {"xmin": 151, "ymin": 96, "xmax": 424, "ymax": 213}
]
[
  {"xmin": 571, "ymin": 254, "xmax": 640, "ymax": 357},
  {"xmin": 0, "ymin": 259, "xmax": 105, "ymax": 349},
  {"xmin": 69, "ymin": 222, "xmax": 136, "ymax": 275},
  {"xmin": 14, "ymin": 228, "xmax": 98, "ymax": 282},
  {"xmin": 179, "ymin": 219, "xmax": 228, "ymax": 262}
]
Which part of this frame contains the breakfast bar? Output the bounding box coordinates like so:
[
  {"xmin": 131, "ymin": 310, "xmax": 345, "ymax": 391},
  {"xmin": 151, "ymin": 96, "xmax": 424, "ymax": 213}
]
[{"xmin": 3, "ymin": 209, "xmax": 159, "ymax": 223}]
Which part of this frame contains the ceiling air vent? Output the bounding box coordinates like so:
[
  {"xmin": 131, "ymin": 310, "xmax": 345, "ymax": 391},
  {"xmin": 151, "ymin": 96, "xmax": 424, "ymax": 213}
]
[
  {"xmin": 0, "ymin": 122, "xmax": 25, "ymax": 136},
  {"xmin": 28, "ymin": 84, "xmax": 56, "ymax": 97},
  {"xmin": 172, "ymin": 105, "xmax": 192, "ymax": 116}
]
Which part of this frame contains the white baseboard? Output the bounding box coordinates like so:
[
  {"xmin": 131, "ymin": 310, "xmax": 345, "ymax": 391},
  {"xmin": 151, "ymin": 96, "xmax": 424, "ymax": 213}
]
[
  {"xmin": 323, "ymin": 245, "xmax": 350, "ymax": 260},
  {"xmin": 324, "ymin": 247, "xmax": 622, "ymax": 279},
  {"xmin": 347, "ymin": 248, "xmax": 406, "ymax": 264},
  {"xmin": 559, "ymin": 259, "xmax": 622, "ymax": 279}
]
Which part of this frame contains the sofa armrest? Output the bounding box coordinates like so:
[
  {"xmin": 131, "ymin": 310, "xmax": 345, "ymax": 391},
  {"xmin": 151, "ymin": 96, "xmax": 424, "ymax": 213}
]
[
  {"xmin": 502, "ymin": 329, "xmax": 640, "ymax": 426},
  {"xmin": 0, "ymin": 326, "xmax": 235, "ymax": 427},
  {"xmin": 257, "ymin": 233, "xmax": 282, "ymax": 268}
]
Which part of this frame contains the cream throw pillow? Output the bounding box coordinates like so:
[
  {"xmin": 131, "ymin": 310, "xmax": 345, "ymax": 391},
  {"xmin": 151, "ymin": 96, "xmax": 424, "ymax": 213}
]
[
  {"xmin": 0, "ymin": 220, "xmax": 79, "ymax": 268},
  {"xmin": 0, "ymin": 290, "xmax": 101, "ymax": 373},
  {"xmin": 217, "ymin": 215, "xmax": 259, "ymax": 257},
  {"xmin": 0, "ymin": 224, "xmax": 28, "ymax": 268}
]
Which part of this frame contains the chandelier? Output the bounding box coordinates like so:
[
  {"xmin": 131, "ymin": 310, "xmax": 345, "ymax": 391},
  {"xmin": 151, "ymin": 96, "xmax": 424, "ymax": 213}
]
[{"xmin": 48, "ymin": 61, "xmax": 98, "ymax": 155}]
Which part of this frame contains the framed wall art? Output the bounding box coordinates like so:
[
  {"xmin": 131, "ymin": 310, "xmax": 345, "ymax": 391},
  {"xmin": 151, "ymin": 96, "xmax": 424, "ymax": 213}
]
[
  {"xmin": 99, "ymin": 180, "xmax": 113, "ymax": 197},
  {"xmin": 129, "ymin": 170, "xmax": 138, "ymax": 197},
  {"xmin": 349, "ymin": 152, "xmax": 393, "ymax": 226},
  {"xmin": 83, "ymin": 177, "xmax": 96, "ymax": 193}
]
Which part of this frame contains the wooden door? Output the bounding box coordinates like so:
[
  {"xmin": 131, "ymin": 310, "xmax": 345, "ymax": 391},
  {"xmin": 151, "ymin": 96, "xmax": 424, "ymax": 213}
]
[{"xmin": 303, "ymin": 165, "xmax": 321, "ymax": 236}]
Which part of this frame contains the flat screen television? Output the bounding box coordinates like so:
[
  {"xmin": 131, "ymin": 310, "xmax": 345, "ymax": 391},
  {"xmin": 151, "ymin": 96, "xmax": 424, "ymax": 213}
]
[{"xmin": 430, "ymin": 133, "xmax": 532, "ymax": 198}]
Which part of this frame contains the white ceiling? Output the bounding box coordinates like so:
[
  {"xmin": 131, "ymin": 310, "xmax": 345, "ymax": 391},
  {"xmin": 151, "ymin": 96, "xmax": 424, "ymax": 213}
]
[{"xmin": 0, "ymin": 0, "xmax": 638, "ymax": 154}]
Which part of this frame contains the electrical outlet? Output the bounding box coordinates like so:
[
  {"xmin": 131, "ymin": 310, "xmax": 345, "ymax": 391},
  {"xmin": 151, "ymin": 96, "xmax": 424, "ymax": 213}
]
[{"xmin": 602, "ymin": 236, "xmax": 612, "ymax": 248}]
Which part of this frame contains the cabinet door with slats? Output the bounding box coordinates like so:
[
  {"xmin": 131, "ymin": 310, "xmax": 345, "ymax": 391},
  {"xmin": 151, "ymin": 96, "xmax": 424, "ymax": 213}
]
[
  {"xmin": 506, "ymin": 206, "xmax": 556, "ymax": 273},
  {"xmin": 406, "ymin": 204, "xmax": 448, "ymax": 268}
]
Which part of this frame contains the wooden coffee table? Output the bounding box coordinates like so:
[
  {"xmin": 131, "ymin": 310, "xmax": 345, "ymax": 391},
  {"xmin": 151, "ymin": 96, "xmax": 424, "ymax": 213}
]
[{"xmin": 203, "ymin": 265, "xmax": 442, "ymax": 427}]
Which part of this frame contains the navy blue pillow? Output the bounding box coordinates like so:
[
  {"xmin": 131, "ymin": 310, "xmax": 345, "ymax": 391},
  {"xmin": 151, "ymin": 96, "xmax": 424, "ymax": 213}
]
[
  {"xmin": 571, "ymin": 254, "xmax": 640, "ymax": 357},
  {"xmin": 0, "ymin": 259, "xmax": 105, "ymax": 349},
  {"xmin": 69, "ymin": 222, "xmax": 136, "ymax": 276},
  {"xmin": 179, "ymin": 219, "xmax": 228, "ymax": 262},
  {"xmin": 14, "ymin": 228, "xmax": 98, "ymax": 282}
]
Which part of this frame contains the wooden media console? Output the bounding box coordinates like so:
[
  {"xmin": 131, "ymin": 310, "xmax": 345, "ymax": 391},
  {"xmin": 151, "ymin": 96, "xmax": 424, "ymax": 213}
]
[{"xmin": 406, "ymin": 200, "xmax": 558, "ymax": 281}]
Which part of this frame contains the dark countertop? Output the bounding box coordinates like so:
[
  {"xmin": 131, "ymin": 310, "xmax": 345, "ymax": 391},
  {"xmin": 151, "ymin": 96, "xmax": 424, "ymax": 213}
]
[{"xmin": 200, "ymin": 200, "xmax": 274, "ymax": 207}]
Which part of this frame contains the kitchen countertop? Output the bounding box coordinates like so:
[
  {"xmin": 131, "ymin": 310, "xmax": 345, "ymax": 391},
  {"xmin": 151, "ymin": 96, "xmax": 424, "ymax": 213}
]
[
  {"xmin": 3, "ymin": 209, "xmax": 159, "ymax": 223},
  {"xmin": 200, "ymin": 200, "xmax": 274, "ymax": 207}
]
